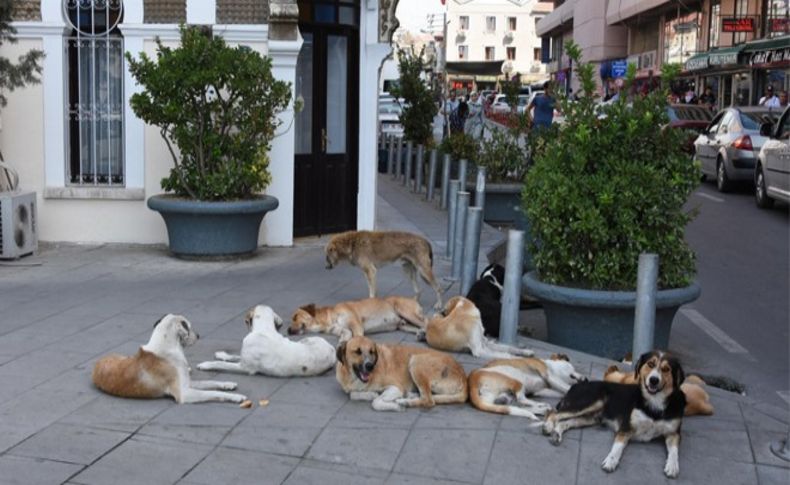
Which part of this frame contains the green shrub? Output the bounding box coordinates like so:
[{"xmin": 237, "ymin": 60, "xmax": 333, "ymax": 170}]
[
  {"xmin": 477, "ymin": 128, "xmax": 527, "ymax": 183},
  {"xmin": 522, "ymin": 42, "xmax": 700, "ymax": 290},
  {"xmin": 391, "ymin": 46, "xmax": 437, "ymax": 146},
  {"xmin": 126, "ymin": 26, "xmax": 291, "ymax": 200},
  {"xmin": 439, "ymin": 132, "xmax": 478, "ymax": 163}
]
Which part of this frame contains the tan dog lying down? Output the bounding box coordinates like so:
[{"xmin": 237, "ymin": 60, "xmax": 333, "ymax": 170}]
[
  {"xmin": 290, "ymin": 296, "xmax": 425, "ymax": 341},
  {"xmin": 324, "ymin": 230, "xmax": 444, "ymax": 310},
  {"xmin": 468, "ymin": 354, "xmax": 587, "ymax": 420},
  {"xmin": 336, "ymin": 336, "xmax": 467, "ymax": 411},
  {"xmin": 420, "ymin": 296, "xmax": 534, "ymax": 359},
  {"xmin": 604, "ymin": 365, "xmax": 714, "ymax": 416}
]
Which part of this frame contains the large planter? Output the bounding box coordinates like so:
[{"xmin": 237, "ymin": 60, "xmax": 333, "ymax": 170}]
[
  {"xmin": 148, "ymin": 195, "xmax": 279, "ymax": 258},
  {"xmin": 465, "ymin": 182, "xmax": 523, "ymax": 224},
  {"xmin": 523, "ymin": 271, "xmax": 701, "ymax": 359}
]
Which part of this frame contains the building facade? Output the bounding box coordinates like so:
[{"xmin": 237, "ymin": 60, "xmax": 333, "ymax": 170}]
[
  {"xmin": 1, "ymin": 0, "xmax": 403, "ymax": 246},
  {"xmin": 445, "ymin": 0, "xmax": 554, "ymax": 91},
  {"xmin": 538, "ymin": 0, "xmax": 789, "ymax": 105}
]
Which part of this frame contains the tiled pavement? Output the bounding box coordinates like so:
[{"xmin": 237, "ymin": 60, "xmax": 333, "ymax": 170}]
[{"xmin": 0, "ymin": 174, "xmax": 786, "ymax": 484}]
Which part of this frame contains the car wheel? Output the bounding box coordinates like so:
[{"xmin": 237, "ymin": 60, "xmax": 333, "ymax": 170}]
[
  {"xmin": 755, "ymin": 166, "xmax": 774, "ymax": 209},
  {"xmin": 716, "ymin": 158, "xmax": 732, "ymax": 193}
]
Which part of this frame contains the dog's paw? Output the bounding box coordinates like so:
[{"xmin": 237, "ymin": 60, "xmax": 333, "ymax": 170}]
[
  {"xmin": 195, "ymin": 362, "xmax": 210, "ymax": 371},
  {"xmin": 215, "ymin": 351, "xmax": 233, "ymax": 360},
  {"xmin": 601, "ymin": 454, "xmax": 620, "ymax": 473},
  {"xmin": 533, "ymin": 402, "xmax": 554, "ymax": 415},
  {"xmin": 217, "ymin": 382, "xmax": 238, "ymax": 391},
  {"xmin": 229, "ymin": 394, "xmax": 248, "ymax": 404},
  {"xmin": 541, "ymin": 420, "xmax": 554, "ymax": 436},
  {"xmin": 664, "ymin": 459, "xmax": 679, "ymax": 479}
]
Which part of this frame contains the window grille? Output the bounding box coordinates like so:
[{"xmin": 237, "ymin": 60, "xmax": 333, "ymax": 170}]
[{"xmin": 63, "ymin": 0, "xmax": 125, "ymax": 186}]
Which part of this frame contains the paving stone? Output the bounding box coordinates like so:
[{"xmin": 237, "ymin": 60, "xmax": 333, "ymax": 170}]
[
  {"xmin": 757, "ymin": 464, "xmax": 790, "ymax": 485},
  {"xmin": 241, "ymin": 400, "xmax": 340, "ymax": 429},
  {"xmin": 386, "ymin": 474, "xmax": 472, "ymax": 485},
  {"xmin": 484, "ymin": 430, "xmax": 579, "ymax": 485},
  {"xmin": 59, "ymin": 396, "xmax": 171, "ymax": 432},
  {"xmin": 222, "ymin": 424, "xmax": 322, "ymax": 457},
  {"xmin": 0, "ymin": 455, "xmax": 83, "ymax": 485},
  {"xmin": 327, "ymin": 400, "xmax": 419, "ymax": 429},
  {"xmin": 181, "ymin": 446, "xmax": 298, "ymax": 484},
  {"xmin": 414, "ymin": 402, "xmax": 502, "ymax": 430},
  {"xmin": 71, "ymin": 435, "xmax": 212, "ymax": 485},
  {"xmin": 749, "ymin": 427, "xmax": 790, "ymax": 469},
  {"xmin": 283, "ymin": 464, "xmax": 387, "ymax": 485},
  {"xmin": 393, "ymin": 429, "xmax": 496, "ymax": 483},
  {"xmin": 8, "ymin": 423, "xmax": 129, "ymax": 465},
  {"xmin": 308, "ymin": 426, "xmax": 409, "ymax": 471},
  {"xmin": 271, "ymin": 374, "xmax": 348, "ymax": 409},
  {"xmin": 681, "ymin": 427, "xmax": 755, "ymax": 464}
]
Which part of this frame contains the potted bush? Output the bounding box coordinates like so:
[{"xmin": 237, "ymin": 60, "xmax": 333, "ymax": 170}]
[
  {"xmin": 127, "ymin": 26, "xmax": 291, "ymax": 258},
  {"xmin": 521, "ymin": 42, "xmax": 701, "ymax": 359}
]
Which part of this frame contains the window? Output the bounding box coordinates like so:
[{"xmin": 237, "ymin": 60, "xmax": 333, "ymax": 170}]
[
  {"xmin": 507, "ymin": 47, "xmax": 516, "ymax": 60},
  {"xmin": 458, "ymin": 45, "xmax": 468, "ymax": 59},
  {"xmin": 734, "ymin": 0, "xmax": 749, "ymax": 43},
  {"xmin": 663, "ymin": 11, "xmax": 700, "ymax": 64},
  {"xmin": 508, "ymin": 17, "xmax": 517, "ymax": 31},
  {"xmin": 485, "ymin": 46, "xmax": 495, "ymax": 60},
  {"xmin": 64, "ymin": 0, "xmax": 125, "ymax": 186},
  {"xmin": 709, "ymin": 1, "xmax": 721, "ymax": 48},
  {"xmin": 767, "ymin": 0, "xmax": 790, "ymax": 38},
  {"xmin": 459, "ymin": 15, "xmax": 469, "ymax": 30},
  {"xmin": 533, "ymin": 47, "xmax": 541, "ymax": 61},
  {"xmin": 486, "ymin": 16, "xmax": 496, "ymax": 32}
]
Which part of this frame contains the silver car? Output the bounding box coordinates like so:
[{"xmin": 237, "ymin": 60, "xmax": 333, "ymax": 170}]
[
  {"xmin": 755, "ymin": 106, "xmax": 790, "ymax": 208},
  {"xmin": 693, "ymin": 107, "xmax": 781, "ymax": 192}
]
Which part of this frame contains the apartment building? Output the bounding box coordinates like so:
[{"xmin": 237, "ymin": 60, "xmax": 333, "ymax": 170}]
[
  {"xmin": 446, "ymin": 0, "xmax": 554, "ymax": 92},
  {"xmin": 538, "ymin": 0, "xmax": 789, "ymax": 106}
]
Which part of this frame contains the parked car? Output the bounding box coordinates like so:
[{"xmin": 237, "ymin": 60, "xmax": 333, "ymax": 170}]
[
  {"xmin": 693, "ymin": 106, "xmax": 782, "ymax": 192},
  {"xmin": 378, "ymin": 96, "xmax": 403, "ymax": 136},
  {"xmin": 666, "ymin": 104, "xmax": 715, "ymax": 154},
  {"xmin": 755, "ymin": 106, "xmax": 790, "ymax": 208},
  {"xmin": 516, "ymin": 94, "xmax": 530, "ymax": 114},
  {"xmin": 491, "ymin": 94, "xmax": 511, "ymax": 114}
]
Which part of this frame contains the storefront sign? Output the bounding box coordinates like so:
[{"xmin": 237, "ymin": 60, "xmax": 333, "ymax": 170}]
[
  {"xmin": 709, "ymin": 51, "xmax": 739, "ymax": 65},
  {"xmin": 722, "ymin": 18, "xmax": 755, "ymax": 33},
  {"xmin": 611, "ymin": 60, "xmax": 628, "ymax": 78},
  {"xmin": 770, "ymin": 18, "xmax": 789, "ymax": 33},
  {"xmin": 749, "ymin": 48, "xmax": 790, "ymax": 65},
  {"xmin": 685, "ymin": 55, "xmax": 709, "ymax": 71}
]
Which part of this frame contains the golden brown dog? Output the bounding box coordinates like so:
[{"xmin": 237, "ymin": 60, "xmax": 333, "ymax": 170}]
[
  {"xmin": 335, "ymin": 336, "xmax": 467, "ymax": 411},
  {"xmin": 324, "ymin": 230, "xmax": 443, "ymax": 309},
  {"xmin": 289, "ymin": 296, "xmax": 425, "ymax": 341},
  {"xmin": 468, "ymin": 354, "xmax": 586, "ymax": 419},
  {"xmin": 420, "ymin": 296, "xmax": 534, "ymax": 359},
  {"xmin": 604, "ymin": 365, "xmax": 713, "ymax": 416}
]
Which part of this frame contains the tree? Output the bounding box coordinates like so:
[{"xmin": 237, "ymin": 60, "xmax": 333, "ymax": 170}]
[{"xmin": 391, "ymin": 46, "xmax": 437, "ymax": 146}]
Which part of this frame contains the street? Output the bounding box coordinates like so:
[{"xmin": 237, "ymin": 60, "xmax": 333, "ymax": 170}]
[{"xmin": 673, "ymin": 181, "xmax": 789, "ymax": 409}]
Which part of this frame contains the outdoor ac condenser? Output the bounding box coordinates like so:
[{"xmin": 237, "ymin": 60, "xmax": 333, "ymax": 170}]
[{"xmin": 0, "ymin": 191, "xmax": 38, "ymax": 259}]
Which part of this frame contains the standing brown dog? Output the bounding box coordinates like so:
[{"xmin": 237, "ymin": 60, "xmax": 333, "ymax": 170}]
[{"xmin": 325, "ymin": 230, "xmax": 444, "ymax": 309}]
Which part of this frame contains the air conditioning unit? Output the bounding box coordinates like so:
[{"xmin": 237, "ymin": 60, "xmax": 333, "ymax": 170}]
[
  {"xmin": 0, "ymin": 191, "xmax": 38, "ymax": 259},
  {"xmin": 504, "ymin": 31, "xmax": 514, "ymax": 41}
]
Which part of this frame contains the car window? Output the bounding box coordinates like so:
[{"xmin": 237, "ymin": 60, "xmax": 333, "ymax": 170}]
[
  {"xmin": 707, "ymin": 113, "xmax": 724, "ymax": 133},
  {"xmin": 740, "ymin": 111, "xmax": 779, "ymax": 131},
  {"xmin": 717, "ymin": 112, "xmax": 734, "ymax": 134},
  {"xmin": 778, "ymin": 116, "xmax": 790, "ymax": 140}
]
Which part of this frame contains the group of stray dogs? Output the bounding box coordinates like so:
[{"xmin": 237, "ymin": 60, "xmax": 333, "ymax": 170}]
[{"xmin": 92, "ymin": 230, "xmax": 715, "ymax": 478}]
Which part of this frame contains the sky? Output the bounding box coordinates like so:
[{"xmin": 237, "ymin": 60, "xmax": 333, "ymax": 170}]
[{"xmin": 396, "ymin": 0, "xmax": 446, "ymax": 34}]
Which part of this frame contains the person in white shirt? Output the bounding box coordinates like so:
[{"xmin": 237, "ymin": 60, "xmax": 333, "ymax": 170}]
[{"xmin": 759, "ymin": 85, "xmax": 780, "ymax": 107}]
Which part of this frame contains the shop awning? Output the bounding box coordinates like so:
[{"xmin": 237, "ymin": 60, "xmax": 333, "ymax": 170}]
[
  {"xmin": 743, "ymin": 35, "xmax": 790, "ymax": 65},
  {"xmin": 743, "ymin": 35, "xmax": 790, "ymax": 52},
  {"xmin": 445, "ymin": 61, "xmax": 505, "ymax": 76},
  {"xmin": 684, "ymin": 52, "xmax": 709, "ymax": 71},
  {"xmin": 708, "ymin": 45, "xmax": 744, "ymax": 66},
  {"xmin": 536, "ymin": 0, "xmax": 576, "ymax": 37}
]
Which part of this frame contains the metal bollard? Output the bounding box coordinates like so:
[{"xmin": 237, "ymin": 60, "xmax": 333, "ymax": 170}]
[
  {"xmin": 387, "ymin": 134, "xmax": 395, "ymax": 175},
  {"xmin": 632, "ymin": 253, "xmax": 659, "ymax": 366},
  {"xmin": 499, "ymin": 230, "xmax": 524, "ymax": 345},
  {"xmin": 475, "ymin": 166, "xmax": 487, "ymax": 212},
  {"xmin": 427, "ymin": 150, "xmax": 438, "ymax": 201},
  {"xmin": 403, "ymin": 141, "xmax": 413, "ymax": 186},
  {"xmin": 452, "ymin": 191, "xmax": 470, "ymax": 279},
  {"xmin": 440, "ymin": 153, "xmax": 451, "ymax": 210},
  {"xmin": 394, "ymin": 137, "xmax": 403, "ymax": 179},
  {"xmin": 446, "ymin": 180, "xmax": 460, "ymax": 259},
  {"xmin": 458, "ymin": 158, "xmax": 468, "ymax": 192},
  {"xmin": 415, "ymin": 144, "xmax": 425, "ymax": 193},
  {"xmin": 460, "ymin": 207, "xmax": 483, "ymax": 295}
]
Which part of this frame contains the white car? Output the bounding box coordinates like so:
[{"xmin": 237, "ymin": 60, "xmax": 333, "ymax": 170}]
[
  {"xmin": 755, "ymin": 107, "xmax": 790, "ymax": 208},
  {"xmin": 491, "ymin": 94, "xmax": 511, "ymax": 114},
  {"xmin": 378, "ymin": 96, "xmax": 404, "ymax": 136}
]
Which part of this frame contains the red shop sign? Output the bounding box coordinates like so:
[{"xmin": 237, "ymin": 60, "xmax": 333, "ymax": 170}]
[
  {"xmin": 770, "ymin": 18, "xmax": 789, "ymax": 33},
  {"xmin": 722, "ymin": 18, "xmax": 755, "ymax": 33}
]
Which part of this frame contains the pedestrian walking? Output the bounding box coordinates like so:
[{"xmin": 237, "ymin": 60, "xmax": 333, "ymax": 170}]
[{"xmin": 527, "ymin": 81, "xmax": 556, "ymax": 131}]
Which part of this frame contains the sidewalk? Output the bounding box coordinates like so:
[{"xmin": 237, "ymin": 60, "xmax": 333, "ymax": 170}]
[{"xmin": 0, "ymin": 175, "xmax": 785, "ymax": 484}]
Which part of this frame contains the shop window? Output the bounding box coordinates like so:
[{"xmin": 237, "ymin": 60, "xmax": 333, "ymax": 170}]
[
  {"xmin": 485, "ymin": 46, "xmax": 495, "ymax": 61},
  {"xmin": 64, "ymin": 0, "xmax": 125, "ymax": 186},
  {"xmin": 766, "ymin": 0, "xmax": 789, "ymax": 38},
  {"xmin": 507, "ymin": 47, "xmax": 516, "ymax": 60}
]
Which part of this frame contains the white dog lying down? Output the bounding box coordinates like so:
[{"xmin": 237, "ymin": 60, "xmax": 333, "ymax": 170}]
[
  {"xmin": 92, "ymin": 315, "xmax": 246, "ymax": 404},
  {"xmin": 197, "ymin": 305, "xmax": 336, "ymax": 377}
]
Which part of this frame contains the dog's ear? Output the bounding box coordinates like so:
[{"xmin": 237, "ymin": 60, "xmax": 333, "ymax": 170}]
[
  {"xmin": 153, "ymin": 314, "xmax": 167, "ymax": 328},
  {"xmin": 300, "ymin": 304, "xmax": 316, "ymax": 317},
  {"xmin": 634, "ymin": 351, "xmax": 653, "ymax": 379},
  {"xmin": 670, "ymin": 357, "xmax": 685, "ymax": 387},
  {"xmin": 550, "ymin": 353, "xmax": 570, "ymax": 362},
  {"xmin": 336, "ymin": 341, "xmax": 347, "ymax": 366}
]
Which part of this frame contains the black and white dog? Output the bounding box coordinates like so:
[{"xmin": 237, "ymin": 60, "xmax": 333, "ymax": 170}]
[
  {"xmin": 465, "ymin": 264, "xmax": 505, "ymax": 338},
  {"xmin": 542, "ymin": 351, "xmax": 687, "ymax": 478}
]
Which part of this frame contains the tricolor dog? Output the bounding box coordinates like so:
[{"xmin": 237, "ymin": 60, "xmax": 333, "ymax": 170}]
[
  {"xmin": 289, "ymin": 296, "xmax": 425, "ymax": 342},
  {"xmin": 468, "ymin": 354, "xmax": 586, "ymax": 420},
  {"xmin": 197, "ymin": 305, "xmax": 335, "ymax": 377},
  {"xmin": 92, "ymin": 315, "xmax": 246, "ymax": 404},
  {"xmin": 542, "ymin": 351, "xmax": 687, "ymax": 478},
  {"xmin": 419, "ymin": 296, "xmax": 534, "ymax": 359},
  {"xmin": 465, "ymin": 264, "xmax": 505, "ymax": 338},
  {"xmin": 335, "ymin": 336, "xmax": 467, "ymax": 411},
  {"xmin": 604, "ymin": 364, "xmax": 713, "ymax": 416},
  {"xmin": 324, "ymin": 230, "xmax": 444, "ymax": 310}
]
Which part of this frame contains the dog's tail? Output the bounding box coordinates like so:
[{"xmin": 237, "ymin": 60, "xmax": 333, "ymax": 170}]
[{"xmin": 691, "ymin": 374, "xmax": 746, "ymax": 395}]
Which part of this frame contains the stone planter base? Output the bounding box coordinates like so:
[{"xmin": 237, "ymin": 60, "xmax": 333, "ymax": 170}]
[
  {"xmin": 523, "ymin": 271, "xmax": 701, "ymax": 359},
  {"xmin": 148, "ymin": 195, "xmax": 279, "ymax": 258}
]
